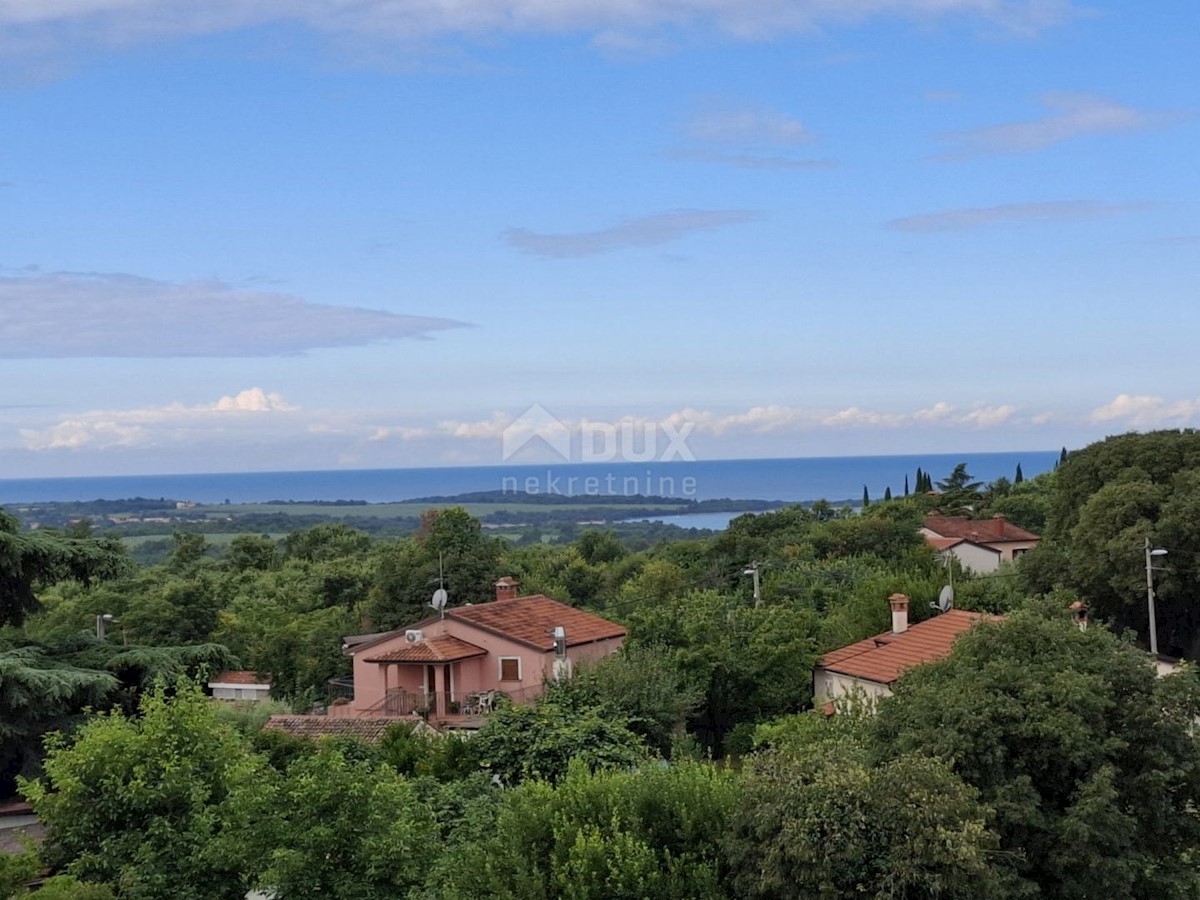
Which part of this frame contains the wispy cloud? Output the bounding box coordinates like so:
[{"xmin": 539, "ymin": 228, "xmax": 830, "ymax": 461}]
[
  {"xmin": 937, "ymin": 93, "xmax": 1174, "ymax": 159},
  {"xmin": 1089, "ymin": 394, "xmax": 1200, "ymax": 428},
  {"xmin": 678, "ymin": 102, "xmax": 835, "ymax": 170},
  {"xmin": 886, "ymin": 200, "xmax": 1150, "ymax": 233},
  {"xmin": 502, "ymin": 209, "xmax": 760, "ymax": 258},
  {"xmin": 19, "ymin": 388, "xmax": 298, "ymax": 450},
  {"xmin": 0, "ymin": 0, "xmax": 1081, "ymax": 59},
  {"xmin": 0, "ymin": 271, "xmax": 466, "ymax": 358}
]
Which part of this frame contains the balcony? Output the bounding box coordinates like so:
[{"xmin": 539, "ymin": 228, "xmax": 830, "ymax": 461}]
[{"xmin": 343, "ymin": 686, "xmax": 542, "ymax": 726}]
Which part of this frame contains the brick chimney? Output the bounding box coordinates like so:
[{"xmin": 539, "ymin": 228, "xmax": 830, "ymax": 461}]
[
  {"xmin": 889, "ymin": 593, "xmax": 909, "ymax": 635},
  {"xmin": 993, "ymin": 514, "xmax": 1006, "ymax": 536},
  {"xmin": 494, "ymin": 576, "xmax": 520, "ymax": 602},
  {"xmin": 1069, "ymin": 599, "xmax": 1088, "ymax": 631}
]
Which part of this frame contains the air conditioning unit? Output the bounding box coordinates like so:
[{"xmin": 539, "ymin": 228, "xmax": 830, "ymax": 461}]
[{"xmin": 404, "ymin": 629, "xmax": 424, "ymax": 644}]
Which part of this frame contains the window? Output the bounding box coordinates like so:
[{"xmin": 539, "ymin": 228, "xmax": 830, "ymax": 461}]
[{"xmin": 499, "ymin": 657, "xmax": 521, "ymax": 682}]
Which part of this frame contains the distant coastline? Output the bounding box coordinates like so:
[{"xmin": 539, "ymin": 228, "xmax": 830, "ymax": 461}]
[{"xmin": 0, "ymin": 450, "xmax": 1058, "ymax": 506}]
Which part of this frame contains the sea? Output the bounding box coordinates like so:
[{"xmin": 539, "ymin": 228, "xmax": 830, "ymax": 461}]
[{"xmin": 0, "ymin": 451, "xmax": 1058, "ymax": 507}]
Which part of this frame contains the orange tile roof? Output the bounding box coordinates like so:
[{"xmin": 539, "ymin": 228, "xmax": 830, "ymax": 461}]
[
  {"xmin": 364, "ymin": 634, "xmax": 487, "ymax": 664},
  {"xmin": 448, "ymin": 594, "xmax": 626, "ymax": 651},
  {"xmin": 924, "ymin": 513, "xmax": 1039, "ymax": 543},
  {"xmin": 817, "ymin": 610, "xmax": 998, "ymax": 685},
  {"xmin": 210, "ymin": 670, "xmax": 271, "ymax": 685}
]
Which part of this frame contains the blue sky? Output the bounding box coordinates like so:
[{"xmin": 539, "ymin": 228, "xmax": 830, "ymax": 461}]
[{"xmin": 0, "ymin": 0, "xmax": 1197, "ymax": 477}]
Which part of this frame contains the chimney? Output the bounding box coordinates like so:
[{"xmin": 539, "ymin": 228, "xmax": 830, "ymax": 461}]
[
  {"xmin": 1069, "ymin": 600, "xmax": 1089, "ymax": 631},
  {"xmin": 494, "ymin": 576, "xmax": 519, "ymax": 602},
  {"xmin": 993, "ymin": 514, "xmax": 1006, "ymax": 536},
  {"xmin": 889, "ymin": 593, "xmax": 910, "ymax": 634}
]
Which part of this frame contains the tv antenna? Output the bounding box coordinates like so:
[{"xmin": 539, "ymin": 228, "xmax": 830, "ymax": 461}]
[{"xmin": 429, "ymin": 552, "xmax": 448, "ymax": 617}]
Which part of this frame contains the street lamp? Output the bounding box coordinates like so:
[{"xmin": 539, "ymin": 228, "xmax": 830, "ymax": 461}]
[
  {"xmin": 743, "ymin": 563, "xmax": 761, "ymax": 608},
  {"xmin": 1144, "ymin": 540, "xmax": 1168, "ymax": 656},
  {"xmin": 95, "ymin": 613, "xmax": 115, "ymax": 641}
]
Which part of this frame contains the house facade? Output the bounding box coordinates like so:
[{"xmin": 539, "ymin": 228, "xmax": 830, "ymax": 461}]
[
  {"xmin": 208, "ymin": 670, "xmax": 272, "ymax": 702},
  {"xmin": 922, "ymin": 513, "xmax": 1040, "ymax": 571},
  {"xmin": 813, "ymin": 594, "xmax": 997, "ymax": 705},
  {"xmin": 333, "ymin": 578, "xmax": 626, "ymax": 720}
]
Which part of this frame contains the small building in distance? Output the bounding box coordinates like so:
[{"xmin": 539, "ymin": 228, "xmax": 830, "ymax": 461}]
[
  {"xmin": 922, "ymin": 513, "xmax": 1040, "ymax": 573},
  {"xmin": 813, "ymin": 593, "xmax": 998, "ymax": 705},
  {"xmin": 208, "ymin": 670, "xmax": 272, "ymax": 702}
]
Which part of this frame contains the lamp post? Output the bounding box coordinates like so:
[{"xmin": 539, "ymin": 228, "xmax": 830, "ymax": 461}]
[
  {"xmin": 95, "ymin": 613, "xmax": 114, "ymax": 641},
  {"xmin": 1144, "ymin": 539, "xmax": 1168, "ymax": 656},
  {"xmin": 743, "ymin": 563, "xmax": 761, "ymax": 608}
]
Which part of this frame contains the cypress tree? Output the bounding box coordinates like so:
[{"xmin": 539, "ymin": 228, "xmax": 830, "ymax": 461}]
[
  {"xmin": 862, "ymin": 485, "xmax": 870, "ymax": 508},
  {"xmin": 904, "ymin": 474, "xmax": 910, "ymax": 497},
  {"xmin": 915, "ymin": 467, "xmax": 923, "ymax": 493},
  {"xmin": 884, "ymin": 486, "xmax": 892, "ymax": 501},
  {"xmin": 1014, "ymin": 463, "xmax": 1024, "ymax": 484},
  {"xmin": 1060, "ymin": 446, "xmax": 1068, "ymax": 465}
]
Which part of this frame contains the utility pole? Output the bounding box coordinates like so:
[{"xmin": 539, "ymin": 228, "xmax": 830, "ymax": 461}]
[
  {"xmin": 1145, "ymin": 539, "xmax": 1169, "ymax": 656},
  {"xmin": 744, "ymin": 562, "xmax": 762, "ymax": 608}
]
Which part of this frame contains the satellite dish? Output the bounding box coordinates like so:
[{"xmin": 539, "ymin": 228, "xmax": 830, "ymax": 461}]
[
  {"xmin": 936, "ymin": 585, "xmax": 954, "ymax": 613},
  {"xmin": 430, "ymin": 588, "xmax": 448, "ymax": 612}
]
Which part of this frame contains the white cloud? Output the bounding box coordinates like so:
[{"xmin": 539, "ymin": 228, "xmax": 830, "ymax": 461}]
[
  {"xmin": 19, "ymin": 388, "xmax": 300, "ymax": 450},
  {"xmin": 886, "ymin": 201, "xmax": 1150, "ymax": 233},
  {"xmin": 1089, "ymin": 394, "xmax": 1200, "ymax": 428},
  {"xmin": 937, "ymin": 93, "xmax": 1173, "ymax": 158},
  {"xmin": 0, "ymin": 0, "xmax": 1082, "ymax": 56},
  {"xmin": 0, "ymin": 271, "xmax": 466, "ymax": 358},
  {"xmin": 503, "ymin": 209, "xmax": 760, "ymax": 258}
]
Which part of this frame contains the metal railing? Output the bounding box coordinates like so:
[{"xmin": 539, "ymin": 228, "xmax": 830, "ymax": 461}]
[{"xmin": 363, "ymin": 686, "xmax": 542, "ymax": 719}]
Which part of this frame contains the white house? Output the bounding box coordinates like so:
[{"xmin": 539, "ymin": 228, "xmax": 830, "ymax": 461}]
[
  {"xmin": 209, "ymin": 670, "xmax": 272, "ymax": 702},
  {"xmin": 813, "ymin": 594, "xmax": 997, "ymax": 706}
]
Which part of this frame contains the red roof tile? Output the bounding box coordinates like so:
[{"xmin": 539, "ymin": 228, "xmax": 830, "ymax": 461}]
[
  {"xmin": 210, "ymin": 670, "xmax": 271, "ymax": 685},
  {"xmin": 817, "ymin": 610, "xmax": 998, "ymax": 685},
  {"xmin": 364, "ymin": 634, "xmax": 487, "ymax": 664},
  {"xmin": 924, "ymin": 514, "xmax": 1039, "ymax": 543},
  {"xmin": 448, "ymin": 594, "xmax": 626, "ymax": 651}
]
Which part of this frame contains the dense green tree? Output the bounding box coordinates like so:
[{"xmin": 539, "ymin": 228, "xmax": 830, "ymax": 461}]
[
  {"xmin": 469, "ymin": 697, "xmax": 647, "ymax": 785},
  {"xmin": 22, "ymin": 681, "xmax": 271, "ymax": 900},
  {"xmin": 727, "ymin": 746, "xmax": 1004, "ymax": 899},
  {"xmin": 861, "ymin": 484, "xmax": 869, "ymax": 508},
  {"xmin": 0, "ymin": 645, "xmax": 117, "ymax": 796},
  {"xmin": 1015, "ymin": 462, "xmax": 1024, "ymax": 484},
  {"xmin": 0, "ymin": 508, "xmax": 129, "ymax": 628},
  {"xmin": 222, "ymin": 534, "xmax": 278, "ymax": 572},
  {"xmin": 547, "ymin": 643, "xmax": 703, "ymax": 757},
  {"xmin": 246, "ymin": 746, "xmax": 434, "ymax": 899},
  {"xmin": 872, "ymin": 611, "xmax": 1200, "ymax": 899},
  {"xmin": 425, "ymin": 761, "xmax": 738, "ymax": 900}
]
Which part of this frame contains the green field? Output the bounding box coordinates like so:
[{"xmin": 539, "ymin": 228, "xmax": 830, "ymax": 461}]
[{"xmin": 190, "ymin": 500, "xmax": 688, "ymax": 519}]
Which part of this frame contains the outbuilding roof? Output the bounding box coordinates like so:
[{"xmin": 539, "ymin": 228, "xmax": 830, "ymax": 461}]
[
  {"xmin": 263, "ymin": 715, "xmax": 401, "ymax": 742},
  {"xmin": 817, "ymin": 610, "xmax": 997, "ymax": 685},
  {"xmin": 209, "ymin": 670, "xmax": 271, "ymax": 686}
]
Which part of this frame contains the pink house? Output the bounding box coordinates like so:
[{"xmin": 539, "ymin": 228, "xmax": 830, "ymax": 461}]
[{"xmin": 332, "ymin": 577, "xmax": 626, "ymax": 720}]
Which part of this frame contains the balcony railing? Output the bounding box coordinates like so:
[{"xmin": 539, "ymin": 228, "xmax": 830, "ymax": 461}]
[{"xmin": 364, "ymin": 686, "xmax": 541, "ymax": 719}]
